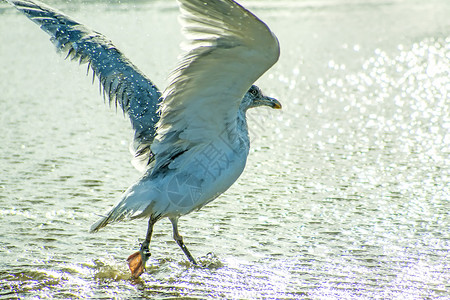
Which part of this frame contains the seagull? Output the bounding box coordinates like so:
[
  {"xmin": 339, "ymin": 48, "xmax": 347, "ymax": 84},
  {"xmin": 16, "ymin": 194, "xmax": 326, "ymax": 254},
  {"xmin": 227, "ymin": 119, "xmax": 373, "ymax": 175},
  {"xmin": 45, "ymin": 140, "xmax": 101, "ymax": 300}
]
[{"xmin": 8, "ymin": 0, "xmax": 280, "ymax": 278}]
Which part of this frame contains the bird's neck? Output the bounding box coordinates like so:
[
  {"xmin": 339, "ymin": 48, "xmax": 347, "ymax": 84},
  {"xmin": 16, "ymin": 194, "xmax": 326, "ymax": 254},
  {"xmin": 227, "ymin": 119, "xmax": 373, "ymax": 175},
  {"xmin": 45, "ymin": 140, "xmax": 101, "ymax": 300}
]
[
  {"xmin": 236, "ymin": 108, "xmax": 250, "ymax": 150},
  {"xmin": 217, "ymin": 107, "xmax": 250, "ymax": 155}
]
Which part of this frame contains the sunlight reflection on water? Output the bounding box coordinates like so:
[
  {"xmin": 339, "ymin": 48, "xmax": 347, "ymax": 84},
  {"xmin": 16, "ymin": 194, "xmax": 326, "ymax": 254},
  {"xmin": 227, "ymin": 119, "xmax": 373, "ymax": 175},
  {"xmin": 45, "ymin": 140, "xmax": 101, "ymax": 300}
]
[{"xmin": 1, "ymin": 0, "xmax": 449, "ymax": 298}]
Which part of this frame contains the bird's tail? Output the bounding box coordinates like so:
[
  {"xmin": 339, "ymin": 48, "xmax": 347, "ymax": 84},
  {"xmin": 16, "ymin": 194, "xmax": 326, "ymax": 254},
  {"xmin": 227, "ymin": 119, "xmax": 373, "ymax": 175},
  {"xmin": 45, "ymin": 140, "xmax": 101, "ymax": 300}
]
[
  {"xmin": 90, "ymin": 213, "xmax": 113, "ymax": 233},
  {"xmin": 90, "ymin": 180, "xmax": 155, "ymax": 232}
]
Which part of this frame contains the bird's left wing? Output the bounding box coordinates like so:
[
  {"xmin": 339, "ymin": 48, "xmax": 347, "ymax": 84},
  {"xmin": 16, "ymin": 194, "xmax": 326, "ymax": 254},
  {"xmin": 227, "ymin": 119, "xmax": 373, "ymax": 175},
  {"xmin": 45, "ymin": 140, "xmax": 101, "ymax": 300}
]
[
  {"xmin": 7, "ymin": 0, "xmax": 162, "ymax": 171},
  {"xmin": 152, "ymin": 0, "xmax": 279, "ymax": 170}
]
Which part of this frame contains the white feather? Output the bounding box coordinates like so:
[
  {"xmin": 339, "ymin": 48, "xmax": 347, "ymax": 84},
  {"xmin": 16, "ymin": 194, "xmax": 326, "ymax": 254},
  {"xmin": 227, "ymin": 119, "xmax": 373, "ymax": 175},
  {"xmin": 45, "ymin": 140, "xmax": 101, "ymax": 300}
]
[
  {"xmin": 92, "ymin": 0, "xmax": 280, "ymax": 230},
  {"xmin": 151, "ymin": 0, "xmax": 280, "ymax": 170}
]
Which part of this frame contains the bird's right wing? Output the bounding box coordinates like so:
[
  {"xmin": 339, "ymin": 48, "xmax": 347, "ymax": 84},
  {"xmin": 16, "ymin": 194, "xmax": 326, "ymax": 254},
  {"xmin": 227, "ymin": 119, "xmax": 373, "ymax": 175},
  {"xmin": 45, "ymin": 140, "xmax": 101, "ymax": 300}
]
[
  {"xmin": 7, "ymin": 0, "xmax": 162, "ymax": 171},
  {"xmin": 151, "ymin": 0, "xmax": 280, "ymax": 172}
]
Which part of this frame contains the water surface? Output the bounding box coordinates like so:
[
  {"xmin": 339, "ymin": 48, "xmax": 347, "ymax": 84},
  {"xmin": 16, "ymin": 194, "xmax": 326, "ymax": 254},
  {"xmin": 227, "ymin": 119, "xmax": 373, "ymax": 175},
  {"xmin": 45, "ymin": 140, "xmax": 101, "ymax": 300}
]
[{"xmin": 0, "ymin": 0, "xmax": 449, "ymax": 298}]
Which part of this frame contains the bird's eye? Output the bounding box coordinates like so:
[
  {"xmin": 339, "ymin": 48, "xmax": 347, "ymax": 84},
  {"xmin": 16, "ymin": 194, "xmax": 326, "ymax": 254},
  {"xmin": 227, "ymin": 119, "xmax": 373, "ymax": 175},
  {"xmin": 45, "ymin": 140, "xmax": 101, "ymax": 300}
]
[{"xmin": 250, "ymin": 87, "xmax": 259, "ymax": 97}]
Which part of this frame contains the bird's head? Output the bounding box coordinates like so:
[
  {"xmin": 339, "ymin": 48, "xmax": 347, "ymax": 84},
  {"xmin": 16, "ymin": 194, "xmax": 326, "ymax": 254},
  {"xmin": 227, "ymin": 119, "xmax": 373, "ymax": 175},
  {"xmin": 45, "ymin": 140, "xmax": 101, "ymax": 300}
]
[{"xmin": 241, "ymin": 85, "xmax": 282, "ymax": 111}]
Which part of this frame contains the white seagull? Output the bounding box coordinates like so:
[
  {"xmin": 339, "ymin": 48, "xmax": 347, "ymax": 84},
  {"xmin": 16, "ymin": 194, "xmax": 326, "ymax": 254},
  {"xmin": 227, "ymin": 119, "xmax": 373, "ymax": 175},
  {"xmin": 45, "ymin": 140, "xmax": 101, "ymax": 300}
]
[{"xmin": 8, "ymin": 0, "xmax": 280, "ymax": 277}]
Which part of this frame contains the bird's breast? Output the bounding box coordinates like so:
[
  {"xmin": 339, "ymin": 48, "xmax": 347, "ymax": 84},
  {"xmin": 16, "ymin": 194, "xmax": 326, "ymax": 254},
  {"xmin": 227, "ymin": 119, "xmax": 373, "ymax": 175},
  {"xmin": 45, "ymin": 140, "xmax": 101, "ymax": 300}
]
[{"xmin": 159, "ymin": 139, "xmax": 249, "ymax": 216}]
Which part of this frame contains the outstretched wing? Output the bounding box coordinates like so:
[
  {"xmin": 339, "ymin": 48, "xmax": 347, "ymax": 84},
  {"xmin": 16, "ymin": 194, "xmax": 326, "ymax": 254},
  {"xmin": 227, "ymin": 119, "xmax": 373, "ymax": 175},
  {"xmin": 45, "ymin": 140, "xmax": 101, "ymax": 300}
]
[
  {"xmin": 7, "ymin": 0, "xmax": 162, "ymax": 171},
  {"xmin": 151, "ymin": 0, "xmax": 279, "ymax": 171}
]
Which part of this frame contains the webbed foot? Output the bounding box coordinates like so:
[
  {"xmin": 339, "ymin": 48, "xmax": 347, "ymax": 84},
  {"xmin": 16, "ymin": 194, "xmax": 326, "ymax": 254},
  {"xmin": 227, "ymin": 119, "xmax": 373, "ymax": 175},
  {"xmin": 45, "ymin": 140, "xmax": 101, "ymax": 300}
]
[{"xmin": 127, "ymin": 242, "xmax": 150, "ymax": 278}]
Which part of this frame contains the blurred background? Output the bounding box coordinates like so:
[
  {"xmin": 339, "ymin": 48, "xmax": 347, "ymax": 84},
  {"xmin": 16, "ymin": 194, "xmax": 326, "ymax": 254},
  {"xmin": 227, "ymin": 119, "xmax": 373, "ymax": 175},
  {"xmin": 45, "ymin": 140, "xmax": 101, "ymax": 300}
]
[{"xmin": 0, "ymin": 0, "xmax": 449, "ymax": 298}]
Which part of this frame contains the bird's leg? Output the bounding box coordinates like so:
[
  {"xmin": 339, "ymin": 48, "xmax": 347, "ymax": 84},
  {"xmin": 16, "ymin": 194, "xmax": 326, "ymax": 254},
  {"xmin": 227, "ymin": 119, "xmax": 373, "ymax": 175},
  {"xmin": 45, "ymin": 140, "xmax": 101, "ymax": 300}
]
[
  {"xmin": 169, "ymin": 217, "xmax": 198, "ymax": 265},
  {"xmin": 127, "ymin": 217, "xmax": 156, "ymax": 278}
]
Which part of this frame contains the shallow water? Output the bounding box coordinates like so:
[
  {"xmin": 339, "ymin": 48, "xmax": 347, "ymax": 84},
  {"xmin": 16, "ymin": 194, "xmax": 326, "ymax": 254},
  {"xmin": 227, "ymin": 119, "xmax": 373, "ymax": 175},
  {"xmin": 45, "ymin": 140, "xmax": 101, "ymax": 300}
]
[{"xmin": 0, "ymin": 0, "xmax": 449, "ymax": 298}]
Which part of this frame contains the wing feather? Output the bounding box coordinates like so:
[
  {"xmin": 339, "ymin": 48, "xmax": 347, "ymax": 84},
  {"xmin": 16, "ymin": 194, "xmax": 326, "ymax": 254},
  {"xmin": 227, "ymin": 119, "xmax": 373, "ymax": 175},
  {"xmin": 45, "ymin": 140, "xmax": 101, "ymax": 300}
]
[
  {"xmin": 7, "ymin": 0, "xmax": 162, "ymax": 171},
  {"xmin": 151, "ymin": 0, "xmax": 279, "ymax": 171}
]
